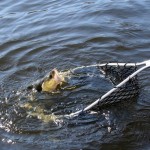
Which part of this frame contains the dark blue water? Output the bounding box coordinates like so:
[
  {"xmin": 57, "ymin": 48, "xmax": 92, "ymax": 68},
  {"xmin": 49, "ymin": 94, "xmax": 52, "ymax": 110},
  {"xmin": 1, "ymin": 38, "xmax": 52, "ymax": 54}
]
[{"xmin": 0, "ymin": 0, "xmax": 150, "ymax": 149}]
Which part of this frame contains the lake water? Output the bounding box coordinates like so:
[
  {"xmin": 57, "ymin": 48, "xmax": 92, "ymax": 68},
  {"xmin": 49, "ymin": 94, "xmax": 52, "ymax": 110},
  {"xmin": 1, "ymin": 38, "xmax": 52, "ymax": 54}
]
[{"xmin": 0, "ymin": 0, "xmax": 150, "ymax": 149}]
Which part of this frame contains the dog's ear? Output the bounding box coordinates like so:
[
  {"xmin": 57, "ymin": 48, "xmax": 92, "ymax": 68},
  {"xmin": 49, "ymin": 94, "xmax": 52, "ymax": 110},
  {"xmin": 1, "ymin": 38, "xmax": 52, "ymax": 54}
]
[
  {"xmin": 35, "ymin": 84, "xmax": 42, "ymax": 92},
  {"xmin": 27, "ymin": 78, "xmax": 44, "ymax": 92},
  {"xmin": 27, "ymin": 83, "xmax": 42, "ymax": 92},
  {"xmin": 27, "ymin": 85, "xmax": 33, "ymax": 90}
]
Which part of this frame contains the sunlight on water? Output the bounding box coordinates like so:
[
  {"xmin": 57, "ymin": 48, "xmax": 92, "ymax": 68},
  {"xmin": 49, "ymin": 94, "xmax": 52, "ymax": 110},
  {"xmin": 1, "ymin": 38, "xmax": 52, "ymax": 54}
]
[{"xmin": 2, "ymin": 138, "xmax": 15, "ymax": 144}]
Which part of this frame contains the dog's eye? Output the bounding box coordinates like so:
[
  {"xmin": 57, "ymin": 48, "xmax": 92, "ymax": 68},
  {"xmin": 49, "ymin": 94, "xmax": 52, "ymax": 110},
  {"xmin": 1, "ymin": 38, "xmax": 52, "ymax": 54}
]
[
  {"xmin": 48, "ymin": 70, "xmax": 55, "ymax": 79},
  {"xmin": 49, "ymin": 74, "xmax": 53, "ymax": 79}
]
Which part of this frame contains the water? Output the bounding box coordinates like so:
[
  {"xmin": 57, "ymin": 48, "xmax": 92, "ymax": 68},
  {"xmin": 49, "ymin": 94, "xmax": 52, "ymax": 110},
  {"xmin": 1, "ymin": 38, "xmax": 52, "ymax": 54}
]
[{"xmin": 0, "ymin": 0, "xmax": 150, "ymax": 149}]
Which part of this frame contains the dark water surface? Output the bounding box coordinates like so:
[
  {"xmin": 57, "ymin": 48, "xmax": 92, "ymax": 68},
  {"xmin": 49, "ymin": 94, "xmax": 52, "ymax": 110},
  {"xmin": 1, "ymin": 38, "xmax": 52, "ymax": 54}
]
[{"xmin": 0, "ymin": 0, "xmax": 150, "ymax": 149}]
